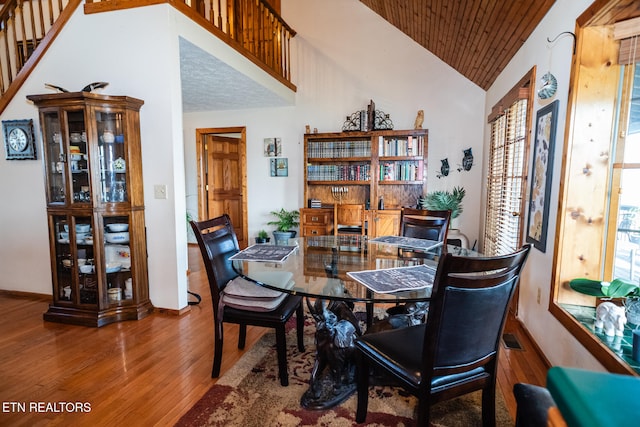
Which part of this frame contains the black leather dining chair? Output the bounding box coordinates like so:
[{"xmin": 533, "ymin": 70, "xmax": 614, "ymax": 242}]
[
  {"xmin": 399, "ymin": 208, "xmax": 451, "ymax": 242},
  {"xmin": 190, "ymin": 214, "xmax": 305, "ymax": 386},
  {"xmin": 355, "ymin": 244, "xmax": 532, "ymax": 426}
]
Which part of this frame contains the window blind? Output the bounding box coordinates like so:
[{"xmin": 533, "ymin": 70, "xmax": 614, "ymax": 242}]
[
  {"xmin": 615, "ymin": 17, "xmax": 640, "ymax": 65},
  {"xmin": 484, "ymin": 98, "xmax": 528, "ymax": 256}
]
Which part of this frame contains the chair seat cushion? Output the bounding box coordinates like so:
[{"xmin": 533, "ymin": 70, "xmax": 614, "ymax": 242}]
[
  {"xmin": 224, "ymin": 294, "xmax": 303, "ymax": 323},
  {"xmin": 221, "ymin": 271, "xmax": 294, "ymax": 311},
  {"xmin": 356, "ymin": 324, "xmax": 487, "ymax": 390}
]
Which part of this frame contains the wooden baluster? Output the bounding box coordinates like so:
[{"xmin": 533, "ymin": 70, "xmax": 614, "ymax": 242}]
[
  {"xmin": 217, "ymin": 0, "xmax": 222, "ymax": 29},
  {"xmin": 47, "ymin": 0, "xmax": 54, "ymax": 26},
  {"xmin": 31, "ymin": 0, "xmax": 45, "ymax": 38},
  {"xmin": 275, "ymin": 19, "xmax": 281, "ymax": 73},
  {"xmin": 9, "ymin": 8, "xmax": 19, "ymax": 81},
  {"xmin": 268, "ymin": 12, "xmax": 274, "ymax": 68},
  {"xmin": 246, "ymin": 0, "xmax": 251, "ymax": 50},
  {"xmin": 28, "ymin": 0, "xmax": 37, "ymax": 51},
  {"xmin": 259, "ymin": 2, "xmax": 264, "ymax": 63},
  {"xmin": 17, "ymin": 0, "xmax": 28, "ymax": 69},
  {"xmin": 227, "ymin": 0, "xmax": 233, "ymax": 39},
  {"xmin": 1, "ymin": 16, "xmax": 8, "ymax": 92},
  {"xmin": 285, "ymin": 31, "xmax": 291, "ymax": 80},
  {"xmin": 253, "ymin": 0, "xmax": 258, "ymax": 54}
]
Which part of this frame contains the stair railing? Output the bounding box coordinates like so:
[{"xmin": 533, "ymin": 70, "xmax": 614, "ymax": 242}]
[
  {"xmin": 0, "ymin": 0, "xmax": 82, "ymax": 112},
  {"xmin": 1, "ymin": 0, "xmax": 295, "ymax": 113}
]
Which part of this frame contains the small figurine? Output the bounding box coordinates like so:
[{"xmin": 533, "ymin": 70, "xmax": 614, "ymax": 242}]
[
  {"xmin": 437, "ymin": 158, "xmax": 450, "ymax": 179},
  {"xmin": 595, "ymin": 302, "xmax": 627, "ymax": 337},
  {"xmin": 414, "ymin": 110, "xmax": 424, "ymax": 129},
  {"xmin": 305, "ymin": 125, "xmax": 311, "ymax": 134},
  {"xmin": 458, "ymin": 147, "xmax": 474, "ymax": 172}
]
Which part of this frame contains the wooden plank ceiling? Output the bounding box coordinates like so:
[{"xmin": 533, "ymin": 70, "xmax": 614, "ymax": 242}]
[{"xmin": 359, "ymin": 0, "xmax": 556, "ymax": 90}]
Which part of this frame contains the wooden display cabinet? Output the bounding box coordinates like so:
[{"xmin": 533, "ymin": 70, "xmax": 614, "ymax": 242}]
[
  {"xmin": 27, "ymin": 92, "xmax": 153, "ymax": 327},
  {"xmin": 302, "ymin": 129, "xmax": 427, "ymax": 237}
]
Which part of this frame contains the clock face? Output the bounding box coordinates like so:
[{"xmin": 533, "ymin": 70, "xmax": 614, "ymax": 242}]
[
  {"xmin": 8, "ymin": 128, "xmax": 28, "ymax": 152},
  {"xmin": 3, "ymin": 119, "xmax": 36, "ymax": 160}
]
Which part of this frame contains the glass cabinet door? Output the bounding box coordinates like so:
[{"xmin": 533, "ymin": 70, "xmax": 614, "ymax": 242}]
[
  {"xmin": 42, "ymin": 110, "xmax": 91, "ymax": 205},
  {"xmin": 66, "ymin": 110, "xmax": 91, "ymax": 205},
  {"xmin": 96, "ymin": 111, "xmax": 128, "ymax": 203},
  {"xmin": 103, "ymin": 215, "xmax": 133, "ymax": 304},
  {"xmin": 43, "ymin": 112, "xmax": 65, "ymax": 203},
  {"xmin": 52, "ymin": 215, "xmax": 96, "ymax": 305}
]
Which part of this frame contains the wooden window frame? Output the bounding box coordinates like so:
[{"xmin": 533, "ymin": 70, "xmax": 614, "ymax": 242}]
[{"xmin": 549, "ymin": 3, "xmax": 639, "ymax": 376}]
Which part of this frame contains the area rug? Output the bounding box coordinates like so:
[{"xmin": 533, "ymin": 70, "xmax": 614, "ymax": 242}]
[{"xmin": 176, "ymin": 316, "xmax": 512, "ymax": 427}]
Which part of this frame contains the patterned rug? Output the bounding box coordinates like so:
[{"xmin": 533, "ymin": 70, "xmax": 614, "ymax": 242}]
[{"xmin": 176, "ymin": 316, "xmax": 512, "ymax": 427}]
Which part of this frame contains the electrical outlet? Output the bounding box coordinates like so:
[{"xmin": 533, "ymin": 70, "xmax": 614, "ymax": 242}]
[
  {"xmin": 537, "ymin": 288, "xmax": 541, "ymax": 304},
  {"xmin": 154, "ymin": 184, "xmax": 168, "ymax": 199}
]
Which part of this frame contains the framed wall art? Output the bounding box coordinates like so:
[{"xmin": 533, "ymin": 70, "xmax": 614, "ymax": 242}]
[
  {"xmin": 526, "ymin": 100, "xmax": 559, "ymax": 252},
  {"xmin": 270, "ymin": 158, "xmax": 288, "ymax": 177},
  {"xmin": 264, "ymin": 137, "xmax": 281, "ymax": 157}
]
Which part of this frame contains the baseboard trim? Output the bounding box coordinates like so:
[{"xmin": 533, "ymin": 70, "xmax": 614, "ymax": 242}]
[
  {"xmin": 515, "ymin": 316, "xmax": 553, "ymax": 369},
  {"xmin": 155, "ymin": 305, "xmax": 192, "ymax": 316},
  {"xmin": 0, "ymin": 289, "xmax": 51, "ymax": 301}
]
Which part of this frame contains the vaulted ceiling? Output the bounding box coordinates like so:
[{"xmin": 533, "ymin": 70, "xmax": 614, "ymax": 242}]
[{"xmin": 359, "ymin": 0, "xmax": 556, "ymax": 90}]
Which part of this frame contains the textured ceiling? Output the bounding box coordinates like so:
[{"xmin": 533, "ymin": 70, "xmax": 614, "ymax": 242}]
[{"xmin": 179, "ymin": 38, "xmax": 292, "ymax": 112}]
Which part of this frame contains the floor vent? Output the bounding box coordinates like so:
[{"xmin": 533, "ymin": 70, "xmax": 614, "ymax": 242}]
[{"xmin": 502, "ymin": 333, "xmax": 523, "ymax": 350}]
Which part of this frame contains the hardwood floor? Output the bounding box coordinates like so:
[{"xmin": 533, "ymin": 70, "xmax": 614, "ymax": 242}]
[{"xmin": 0, "ymin": 246, "xmax": 549, "ymax": 426}]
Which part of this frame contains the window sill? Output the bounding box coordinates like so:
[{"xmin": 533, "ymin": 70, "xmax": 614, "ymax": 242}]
[{"xmin": 551, "ymin": 302, "xmax": 639, "ymax": 375}]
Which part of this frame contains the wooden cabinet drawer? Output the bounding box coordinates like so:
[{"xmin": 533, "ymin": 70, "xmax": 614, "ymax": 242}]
[
  {"xmin": 303, "ymin": 225, "xmax": 331, "ymax": 236},
  {"xmin": 301, "ymin": 210, "xmax": 331, "ymax": 225}
]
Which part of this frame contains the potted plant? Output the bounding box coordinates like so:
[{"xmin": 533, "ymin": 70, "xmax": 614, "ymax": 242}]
[
  {"xmin": 418, "ymin": 186, "xmax": 465, "ymax": 223},
  {"xmin": 255, "ymin": 229, "xmax": 270, "ymax": 244},
  {"xmin": 569, "ymin": 278, "xmax": 640, "ymax": 299},
  {"xmin": 267, "ymin": 208, "xmax": 300, "ymax": 245},
  {"xmin": 570, "ymin": 277, "xmax": 640, "ymax": 324}
]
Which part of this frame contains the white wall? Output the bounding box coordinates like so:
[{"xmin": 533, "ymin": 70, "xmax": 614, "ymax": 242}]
[
  {"xmin": 184, "ymin": 0, "xmax": 486, "ymax": 242},
  {"xmin": 486, "ymin": 0, "xmax": 606, "ymax": 371},
  {"xmin": 0, "ymin": 6, "xmax": 189, "ymax": 310}
]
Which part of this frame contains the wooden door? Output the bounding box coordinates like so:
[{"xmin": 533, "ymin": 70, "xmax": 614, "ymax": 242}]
[{"xmin": 197, "ymin": 128, "xmax": 248, "ymax": 248}]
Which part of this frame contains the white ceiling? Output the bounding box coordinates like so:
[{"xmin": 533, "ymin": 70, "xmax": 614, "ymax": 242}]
[{"xmin": 179, "ymin": 38, "xmax": 292, "ymax": 113}]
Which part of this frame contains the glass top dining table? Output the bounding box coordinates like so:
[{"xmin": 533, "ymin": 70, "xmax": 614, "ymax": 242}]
[{"xmin": 232, "ymin": 235, "xmax": 478, "ymax": 304}]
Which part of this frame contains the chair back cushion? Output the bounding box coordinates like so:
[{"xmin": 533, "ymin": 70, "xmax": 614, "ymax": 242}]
[
  {"xmin": 190, "ymin": 215, "xmax": 240, "ymax": 303},
  {"xmin": 424, "ymin": 245, "xmax": 531, "ymax": 376},
  {"xmin": 434, "ymin": 279, "xmax": 514, "ymax": 366},
  {"xmin": 401, "ymin": 216, "xmax": 449, "ymax": 241}
]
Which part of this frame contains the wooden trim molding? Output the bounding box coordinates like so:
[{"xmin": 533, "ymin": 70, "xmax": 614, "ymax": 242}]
[{"xmin": 0, "ymin": 289, "xmax": 51, "ymax": 301}]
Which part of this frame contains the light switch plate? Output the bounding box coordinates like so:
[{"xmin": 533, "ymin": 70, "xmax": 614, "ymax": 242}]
[{"xmin": 154, "ymin": 184, "xmax": 168, "ymax": 199}]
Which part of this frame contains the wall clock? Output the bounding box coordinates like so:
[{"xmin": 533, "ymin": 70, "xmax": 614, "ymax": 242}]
[{"xmin": 3, "ymin": 119, "xmax": 36, "ymax": 160}]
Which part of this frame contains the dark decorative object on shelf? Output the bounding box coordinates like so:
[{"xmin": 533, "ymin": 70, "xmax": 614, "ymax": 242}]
[
  {"xmin": 44, "ymin": 82, "xmax": 109, "ymax": 93},
  {"xmin": 342, "ymin": 99, "xmax": 393, "ymax": 131},
  {"xmin": 3, "ymin": 119, "xmax": 36, "ymax": 160},
  {"xmin": 414, "ymin": 109, "xmax": 424, "ymax": 129},
  {"xmin": 457, "ymin": 147, "xmax": 474, "ymax": 172},
  {"xmin": 437, "ymin": 158, "xmax": 450, "ymax": 178}
]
